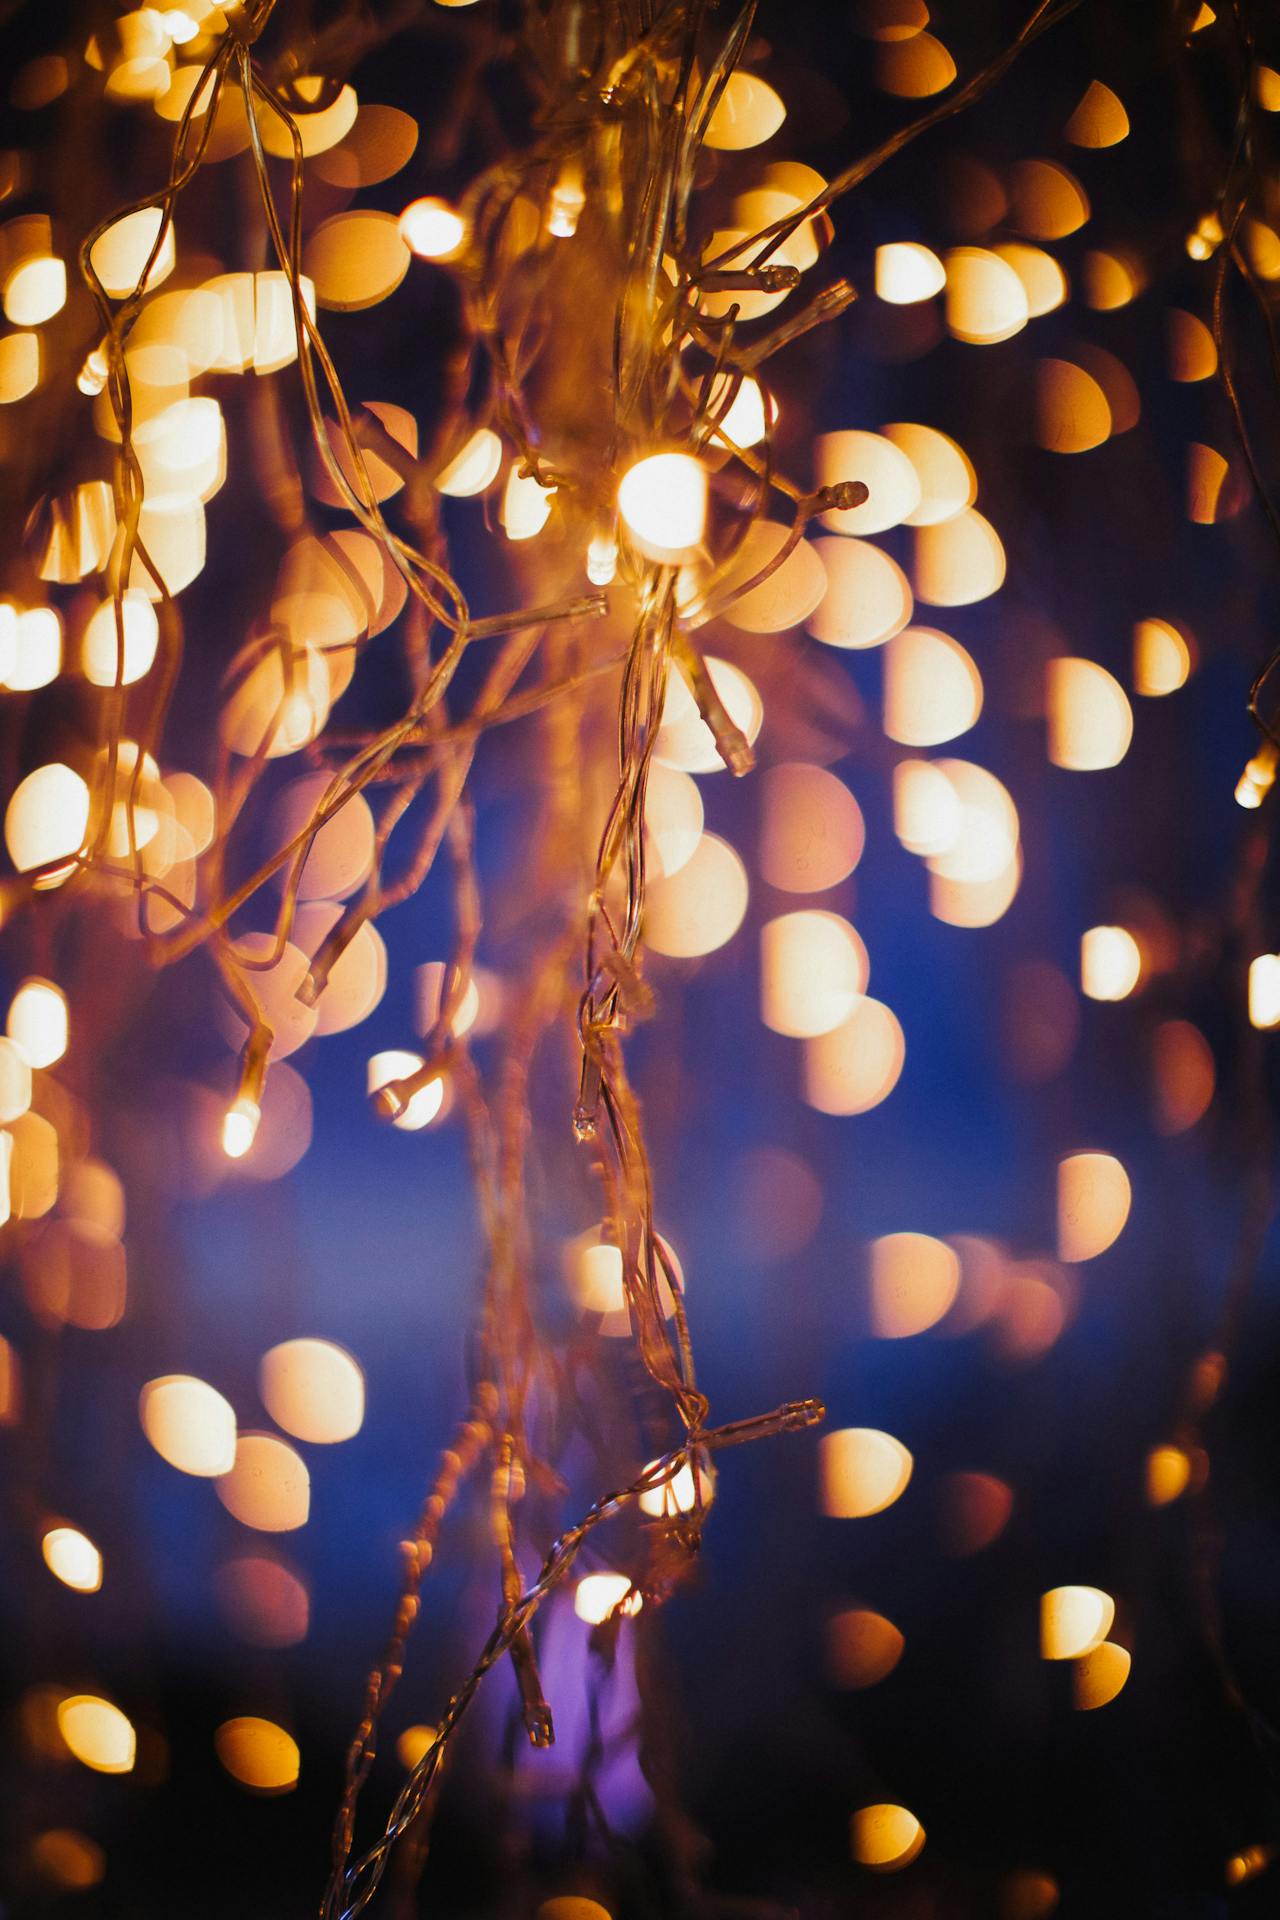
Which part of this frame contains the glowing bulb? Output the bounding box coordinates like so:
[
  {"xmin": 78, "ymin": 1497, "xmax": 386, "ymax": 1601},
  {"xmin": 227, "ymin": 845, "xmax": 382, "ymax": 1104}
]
[
  {"xmin": 81, "ymin": 592, "xmax": 160, "ymax": 686},
  {"xmin": 1080, "ymin": 925, "xmax": 1142, "ymax": 1001},
  {"xmin": 619, "ymin": 453, "xmax": 707, "ymax": 563},
  {"xmin": 708, "ymin": 373, "xmax": 769, "ymax": 447},
  {"xmin": 57, "ymin": 1697, "xmax": 135, "ymax": 1774},
  {"xmin": 586, "ymin": 532, "xmax": 618, "ymax": 584},
  {"xmin": 222, "ymin": 1095, "xmax": 261, "ymax": 1160},
  {"xmin": 546, "ymin": 164, "xmax": 586, "ymax": 237},
  {"xmin": 399, "ymin": 197, "xmax": 465, "ymax": 259},
  {"xmin": 875, "ymin": 241, "xmax": 946, "ymax": 304},
  {"xmin": 366, "ymin": 1050, "xmax": 445, "ymax": 1129},
  {"xmin": 1249, "ymin": 954, "xmax": 1280, "ymax": 1028},
  {"xmin": 8, "ymin": 979, "xmax": 68, "ymax": 1069},
  {"xmin": 4, "ymin": 764, "xmax": 89, "ymax": 878},
  {"xmin": 574, "ymin": 1573, "xmax": 642, "ymax": 1624}
]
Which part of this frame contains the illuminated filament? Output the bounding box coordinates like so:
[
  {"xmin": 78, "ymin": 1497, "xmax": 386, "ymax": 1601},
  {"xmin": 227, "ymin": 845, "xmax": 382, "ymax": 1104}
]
[
  {"xmin": 546, "ymin": 164, "xmax": 586, "ymax": 239},
  {"xmin": 222, "ymin": 1095, "xmax": 261, "ymax": 1160}
]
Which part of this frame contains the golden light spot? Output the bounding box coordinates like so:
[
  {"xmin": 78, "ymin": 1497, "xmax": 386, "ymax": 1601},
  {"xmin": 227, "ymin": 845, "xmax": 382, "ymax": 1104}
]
[
  {"xmin": 1166, "ymin": 308, "xmax": 1216, "ymax": 382},
  {"xmin": 42, "ymin": 1526, "xmax": 102, "ymax": 1593},
  {"xmin": 925, "ymin": 760, "xmax": 1018, "ymax": 884},
  {"xmin": 810, "ymin": 536, "xmax": 913, "ymax": 647},
  {"xmin": 703, "ymin": 71, "xmax": 786, "ymax": 149},
  {"xmin": 140, "ymin": 1375, "xmax": 236, "ymax": 1476},
  {"xmin": 9, "ymin": 1112, "xmax": 58, "ymax": 1220},
  {"xmin": 216, "ymin": 1433, "xmax": 310, "ymax": 1533},
  {"xmin": 883, "ymin": 626, "xmax": 982, "ymax": 745},
  {"xmin": 858, "ymin": 0, "xmax": 929, "ymax": 38},
  {"xmin": 313, "ymin": 104, "xmax": 419, "ymax": 189},
  {"xmin": 259, "ymin": 79, "xmax": 358, "ymax": 157},
  {"xmin": 820, "ymin": 1428, "xmax": 913, "ymax": 1517},
  {"xmin": 1035, "ymin": 358, "xmax": 1111, "ymax": 453},
  {"xmin": 57, "ymin": 1696, "xmax": 135, "ymax": 1774},
  {"xmin": 0, "ymin": 1038, "xmax": 30, "ymax": 1124},
  {"xmin": 0, "ymin": 328, "xmax": 39, "ymax": 401},
  {"xmin": 1146, "ymin": 1445, "xmax": 1193, "ymax": 1506},
  {"xmin": 130, "ymin": 497, "xmax": 207, "ymax": 599},
  {"xmin": 1225, "ymin": 1846, "xmax": 1274, "ymax": 1886},
  {"xmin": 1152, "ymin": 1020, "xmax": 1214, "ymax": 1134},
  {"xmin": 366, "ymin": 1050, "xmax": 445, "ymax": 1130},
  {"xmin": 502, "ymin": 465, "xmax": 556, "ymax": 541},
  {"xmin": 1064, "ymin": 79, "xmax": 1129, "ymax": 146},
  {"xmin": 1083, "ymin": 249, "xmax": 1141, "ymax": 310},
  {"xmin": 1249, "ymin": 955, "xmax": 1280, "ymax": 1028},
  {"xmin": 760, "ymin": 762, "xmax": 864, "ymax": 892},
  {"xmin": 8, "ymin": 978, "xmax": 68, "ymax": 1068},
  {"xmin": 1256, "ymin": 65, "xmax": 1280, "ymax": 110},
  {"xmin": 850, "ymin": 1803, "xmax": 925, "ymax": 1870},
  {"xmin": 63, "ymin": 1159, "xmax": 129, "ymax": 1239},
  {"xmin": 870, "ymin": 1232, "xmax": 960, "ymax": 1337},
  {"xmin": 396, "ymin": 1724, "xmax": 438, "ymax": 1769},
  {"xmin": 1245, "ymin": 218, "xmax": 1280, "ymax": 280},
  {"xmin": 1009, "ymin": 158, "xmax": 1090, "ymax": 239},
  {"xmin": 803, "ymin": 996, "xmax": 905, "ymax": 1114},
  {"xmin": 89, "ymin": 207, "xmax": 174, "ymax": 299},
  {"xmin": 698, "ymin": 228, "xmax": 795, "ymax": 321},
  {"xmin": 704, "ymin": 521, "xmax": 823, "ymax": 635},
  {"xmin": 574, "ymin": 1573, "xmax": 642, "ymax": 1624},
  {"xmin": 761, "ymin": 911, "xmax": 867, "ymax": 1039},
  {"xmin": 259, "ymin": 1339, "xmax": 364, "ymax": 1445},
  {"xmin": 1073, "ymin": 1641, "xmax": 1131, "ymax": 1709},
  {"xmin": 81, "ymin": 592, "xmax": 160, "ymax": 686},
  {"xmin": 913, "ymin": 509, "xmax": 1005, "ymax": 605},
  {"xmin": 877, "ymin": 31, "xmax": 956, "ymax": 97},
  {"xmin": 817, "ymin": 430, "xmax": 922, "ymax": 534},
  {"xmin": 1001, "ymin": 1869, "xmax": 1060, "ymax": 1918},
  {"xmin": 1186, "ymin": 442, "xmax": 1234, "ymax": 523},
  {"xmin": 644, "ymin": 833, "xmax": 748, "ymax": 957},
  {"xmin": 874, "ymin": 241, "xmax": 946, "ymax": 304},
  {"xmin": 893, "ymin": 759, "xmax": 960, "ymax": 856},
  {"xmin": 825, "ymin": 1608, "xmax": 904, "ymax": 1688},
  {"xmin": 4, "ymin": 763, "xmax": 86, "ymax": 879},
  {"xmin": 643, "ymin": 764, "xmax": 703, "ymax": 879},
  {"xmin": 29, "ymin": 1831, "xmax": 106, "ymax": 1891},
  {"xmin": 538, "ymin": 1902, "xmax": 613, "ymax": 1920},
  {"xmin": 706, "ymin": 373, "xmax": 770, "ymax": 450},
  {"xmin": 945, "ymin": 246, "xmax": 1029, "ymax": 344},
  {"xmin": 215, "ymin": 1554, "xmax": 310, "ymax": 1647},
  {"xmin": 1041, "ymin": 1585, "xmax": 1115, "ymax": 1659},
  {"xmin": 994, "ymin": 243, "xmax": 1068, "ymax": 317},
  {"xmin": 618, "ymin": 453, "xmax": 706, "ymax": 563},
  {"xmin": 638, "ymin": 1453, "xmax": 716, "ymax": 1518},
  {"xmin": 1047, "ymin": 658, "xmax": 1133, "ymax": 770},
  {"xmin": 939, "ymin": 1470, "xmax": 1014, "ymax": 1554},
  {"xmin": 435, "ymin": 426, "xmax": 502, "ymax": 497},
  {"xmin": 304, "ymin": 210, "xmax": 410, "ymax": 312},
  {"xmin": 271, "ymin": 773, "xmax": 375, "ymax": 904},
  {"xmin": 1133, "ymin": 617, "xmax": 1192, "ymax": 695},
  {"xmin": 220, "ymin": 644, "xmax": 330, "ymax": 759},
  {"xmin": 1080, "ymin": 925, "xmax": 1142, "ymax": 1001},
  {"xmin": 214, "ymin": 1717, "xmax": 300, "ymax": 1793},
  {"xmin": 652, "ymin": 658, "xmax": 762, "ymax": 774},
  {"xmin": 882, "ymin": 423, "xmax": 976, "ymax": 525},
  {"xmin": 3, "ymin": 254, "xmax": 66, "ymax": 328},
  {"xmin": 1057, "ymin": 1152, "xmax": 1131, "ymax": 1262}
]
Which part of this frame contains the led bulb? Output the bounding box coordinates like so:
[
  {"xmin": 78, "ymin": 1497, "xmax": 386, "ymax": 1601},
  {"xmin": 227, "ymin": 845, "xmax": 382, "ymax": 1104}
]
[
  {"xmin": 618, "ymin": 453, "xmax": 707, "ymax": 564},
  {"xmin": 222, "ymin": 1096, "xmax": 260, "ymax": 1160}
]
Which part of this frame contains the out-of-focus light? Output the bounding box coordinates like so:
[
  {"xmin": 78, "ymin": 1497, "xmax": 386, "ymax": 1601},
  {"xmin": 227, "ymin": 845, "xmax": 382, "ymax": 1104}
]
[
  {"xmin": 216, "ymin": 1433, "xmax": 311, "ymax": 1532},
  {"xmin": 1040, "ymin": 1585, "xmax": 1115, "ymax": 1660},
  {"xmin": 1152, "ymin": 1020, "xmax": 1215, "ymax": 1134},
  {"xmin": 546, "ymin": 162, "xmax": 586, "ymax": 237},
  {"xmin": 820, "ymin": 1428, "xmax": 913, "ymax": 1517},
  {"xmin": 1226, "ymin": 1846, "xmax": 1275, "ymax": 1887},
  {"xmin": 638, "ymin": 1453, "xmax": 715, "ymax": 1519},
  {"xmin": 810, "ymin": 536, "xmax": 913, "ymax": 648},
  {"xmin": 396, "ymin": 1724, "xmax": 438, "ymax": 1769},
  {"xmin": 41, "ymin": 1526, "xmax": 103, "ymax": 1593},
  {"xmin": 850, "ymin": 1803, "xmax": 925, "ymax": 1871},
  {"xmin": 913, "ymin": 509, "xmax": 1005, "ymax": 606},
  {"xmin": 259, "ymin": 1338, "xmax": 364, "ymax": 1445},
  {"xmin": 761, "ymin": 763, "xmax": 864, "ymax": 892},
  {"xmin": 1036, "ymin": 359, "xmax": 1111, "ymax": 453},
  {"xmin": 1166, "ymin": 308, "xmax": 1217, "ymax": 382},
  {"xmin": 4, "ymin": 254, "xmax": 66, "ymax": 327},
  {"xmin": 0, "ymin": 1038, "xmax": 31, "ymax": 1123},
  {"xmin": 1249, "ymin": 954, "xmax": 1280, "ymax": 1028},
  {"xmin": 1057, "ymin": 1151, "xmax": 1131, "ymax": 1261},
  {"xmin": 89, "ymin": 207, "xmax": 175, "ymax": 298},
  {"xmin": 586, "ymin": 532, "xmax": 618, "ymax": 584},
  {"xmin": 939, "ymin": 1470, "xmax": 1014, "ymax": 1555},
  {"xmin": 875, "ymin": 241, "xmax": 946, "ymax": 304},
  {"xmin": 883, "ymin": 626, "xmax": 982, "ymax": 744},
  {"xmin": 57, "ymin": 1696, "xmax": 135, "ymax": 1774},
  {"xmin": 215, "ymin": 1555, "xmax": 310, "ymax": 1648},
  {"xmin": 1047, "ymin": 658, "xmax": 1133, "ymax": 770},
  {"xmin": 1073, "ymin": 1642, "xmax": 1131, "ymax": 1710},
  {"xmin": 1146, "ymin": 1444, "xmax": 1193, "ymax": 1506},
  {"xmin": 1080, "ymin": 925, "xmax": 1142, "ymax": 1001},
  {"xmin": 1010, "ymin": 159, "xmax": 1090, "ymax": 239},
  {"xmin": 399, "ymin": 197, "xmax": 465, "ymax": 259},
  {"xmin": 5, "ymin": 765, "xmax": 88, "ymax": 879},
  {"xmin": 645, "ymin": 832, "xmax": 748, "ymax": 957},
  {"xmin": 803, "ymin": 995, "xmax": 905, "ymax": 1114},
  {"xmin": 0, "ymin": 330, "xmax": 40, "ymax": 401},
  {"xmin": 618, "ymin": 453, "xmax": 707, "ymax": 564},
  {"xmin": 703, "ymin": 71, "xmax": 787, "ymax": 149},
  {"xmin": 221, "ymin": 1095, "xmax": 260, "ymax": 1160},
  {"xmin": 882, "ymin": 422, "xmax": 976, "ymax": 525},
  {"xmin": 708, "ymin": 373, "xmax": 769, "ymax": 448},
  {"xmin": 501, "ymin": 465, "xmax": 555, "ymax": 541},
  {"xmin": 825, "ymin": 1608, "xmax": 904, "ymax": 1688},
  {"xmin": 366, "ymin": 1050, "xmax": 445, "ymax": 1130},
  {"xmin": 869, "ymin": 1233, "xmax": 960, "ymax": 1337},
  {"xmin": 1083, "ymin": 248, "xmax": 1141, "ymax": 310},
  {"xmin": 1134, "ymin": 618, "xmax": 1192, "ymax": 695},
  {"xmin": 817, "ymin": 430, "xmax": 922, "ymax": 535},
  {"xmin": 6, "ymin": 606, "xmax": 62, "ymax": 689},
  {"xmin": 893, "ymin": 759, "xmax": 960, "ymax": 856},
  {"xmin": 29, "ymin": 1831, "xmax": 106, "ymax": 1892},
  {"xmin": 945, "ymin": 247, "xmax": 1028, "ymax": 344},
  {"xmin": 82, "ymin": 592, "xmax": 160, "ymax": 686},
  {"xmin": 214, "ymin": 1717, "xmax": 300, "ymax": 1793},
  {"xmin": 1236, "ymin": 746, "xmax": 1277, "ymax": 811},
  {"xmin": 574, "ymin": 1572, "xmax": 642, "ymax": 1624},
  {"xmin": 760, "ymin": 911, "xmax": 868, "ymax": 1038},
  {"xmin": 8, "ymin": 979, "xmax": 68, "ymax": 1069},
  {"xmin": 1065, "ymin": 79, "xmax": 1129, "ymax": 146},
  {"xmin": 304, "ymin": 209, "xmax": 411, "ymax": 312},
  {"xmin": 140, "ymin": 1374, "xmax": 236, "ymax": 1476},
  {"xmin": 877, "ymin": 29, "xmax": 956, "ymax": 97},
  {"xmin": 436, "ymin": 428, "xmax": 502, "ymax": 497},
  {"xmin": 1186, "ymin": 211, "xmax": 1224, "ymax": 261}
]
